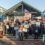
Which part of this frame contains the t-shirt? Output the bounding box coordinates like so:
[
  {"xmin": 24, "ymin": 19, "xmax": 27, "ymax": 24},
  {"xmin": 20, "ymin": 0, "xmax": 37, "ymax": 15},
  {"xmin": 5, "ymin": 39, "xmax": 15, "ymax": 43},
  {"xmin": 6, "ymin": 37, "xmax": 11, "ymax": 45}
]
[{"xmin": 11, "ymin": 23, "xmax": 14, "ymax": 27}]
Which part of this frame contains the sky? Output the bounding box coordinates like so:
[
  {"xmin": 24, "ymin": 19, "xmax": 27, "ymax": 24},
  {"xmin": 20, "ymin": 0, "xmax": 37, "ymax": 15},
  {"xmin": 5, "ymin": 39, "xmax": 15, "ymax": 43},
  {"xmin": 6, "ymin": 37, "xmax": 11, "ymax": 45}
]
[{"xmin": 0, "ymin": 0, "xmax": 45, "ymax": 11}]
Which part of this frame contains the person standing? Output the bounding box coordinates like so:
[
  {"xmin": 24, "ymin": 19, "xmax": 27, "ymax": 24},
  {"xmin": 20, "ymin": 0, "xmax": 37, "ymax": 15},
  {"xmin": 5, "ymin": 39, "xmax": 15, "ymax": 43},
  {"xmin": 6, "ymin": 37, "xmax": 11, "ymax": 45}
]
[
  {"xmin": 23, "ymin": 22, "xmax": 29, "ymax": 39},
  {"xmin": 6, "ymin": 23, "xmax": 10, "ymax": 34},
  {"xmin": 34, "ymin": 20, "xmax": 41, "ymax": 39},
  {"xmin": 18, "ymin": 25, "xmax": 24, "ymax": 40},
  {"xmin": 14, "ymin": 23, "xmax": 19, "ymax": 40}
]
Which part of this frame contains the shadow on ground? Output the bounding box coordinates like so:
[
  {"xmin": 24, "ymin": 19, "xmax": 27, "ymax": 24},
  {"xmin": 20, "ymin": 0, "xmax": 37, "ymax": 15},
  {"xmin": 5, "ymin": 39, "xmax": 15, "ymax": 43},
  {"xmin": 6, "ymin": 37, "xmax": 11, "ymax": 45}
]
[
  {"xmin": 15, "ymin": 40, "xmax": 45, "ymax": 45},
  {"xmin": 0, "ymin": 40, "xmax": 11, "ymax": 45},
  {"xmin": 6, "ymin": 35, "xmax": 45, "ymax": 45}
]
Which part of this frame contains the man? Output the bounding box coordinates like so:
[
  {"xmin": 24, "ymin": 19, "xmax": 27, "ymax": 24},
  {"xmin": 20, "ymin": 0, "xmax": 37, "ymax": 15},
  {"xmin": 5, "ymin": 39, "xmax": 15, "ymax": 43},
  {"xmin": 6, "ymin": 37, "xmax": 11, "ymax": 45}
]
[{"xmin": 34, "ymin": 20, "xmax": 41, "ymax": 39}]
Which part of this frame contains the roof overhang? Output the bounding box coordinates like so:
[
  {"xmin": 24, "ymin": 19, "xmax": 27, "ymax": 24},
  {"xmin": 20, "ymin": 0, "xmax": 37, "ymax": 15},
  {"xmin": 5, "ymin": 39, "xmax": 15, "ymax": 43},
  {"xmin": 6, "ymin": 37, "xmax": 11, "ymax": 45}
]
[{"xmin": 5, "ymin": 1, "xmax": 41, "ymax": 15}]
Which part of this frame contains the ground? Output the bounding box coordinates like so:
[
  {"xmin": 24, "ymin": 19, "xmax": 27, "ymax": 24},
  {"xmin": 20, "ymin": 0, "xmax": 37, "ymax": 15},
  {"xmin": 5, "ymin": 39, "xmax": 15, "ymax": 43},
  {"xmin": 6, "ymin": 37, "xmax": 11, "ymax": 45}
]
[{"xmin": 0, "ymin": 36, "xmax": 45, "ymax": 45}]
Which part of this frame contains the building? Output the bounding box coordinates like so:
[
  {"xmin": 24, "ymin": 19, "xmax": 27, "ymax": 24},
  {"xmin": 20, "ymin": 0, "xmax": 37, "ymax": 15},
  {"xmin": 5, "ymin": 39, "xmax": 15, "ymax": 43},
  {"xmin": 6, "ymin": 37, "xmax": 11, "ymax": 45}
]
[
  {"xmin": 5, "ymin": 1, "xmax": 41, "ymax": 21},
  {"xmin": 0, "ymin": 1, "xmax": 42, "ymax": 36},
  {"xmin": 0, "ymin": 6, "xmax": 6, "ymax": 22}
]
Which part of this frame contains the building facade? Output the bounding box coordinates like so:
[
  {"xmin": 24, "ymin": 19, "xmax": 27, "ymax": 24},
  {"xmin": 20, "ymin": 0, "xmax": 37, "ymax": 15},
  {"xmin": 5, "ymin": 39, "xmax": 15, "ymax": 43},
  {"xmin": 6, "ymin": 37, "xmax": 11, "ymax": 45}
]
[{"xmin": 5, "ymin": 1, "xmax": 41, "ymax": 21}]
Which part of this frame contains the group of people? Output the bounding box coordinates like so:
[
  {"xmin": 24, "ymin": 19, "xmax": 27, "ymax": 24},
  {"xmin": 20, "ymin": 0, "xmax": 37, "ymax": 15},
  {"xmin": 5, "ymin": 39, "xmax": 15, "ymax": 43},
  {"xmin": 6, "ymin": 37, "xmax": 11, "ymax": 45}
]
[{"xmin": 2, "ymin": 18, "xmax": 45, "ymax": 40}]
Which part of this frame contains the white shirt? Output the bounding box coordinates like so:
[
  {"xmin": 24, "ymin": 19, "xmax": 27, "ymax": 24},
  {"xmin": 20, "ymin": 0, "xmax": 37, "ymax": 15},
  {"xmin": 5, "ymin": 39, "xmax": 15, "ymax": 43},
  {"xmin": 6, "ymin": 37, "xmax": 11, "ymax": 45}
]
[
  {"xmin": 6, "ymin": 25, "xmax": 9, "ymax": 29},
  {"xmin": 23, "ymin": 28, "xmax": 27, "ymax": 32},
  {"xmin": 24, "ymin": 24, "xmax": 29, "ymax": 29},
  {"xmin": 36, "ymin": 22, "xmax": 40, "ymax": 27}
]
